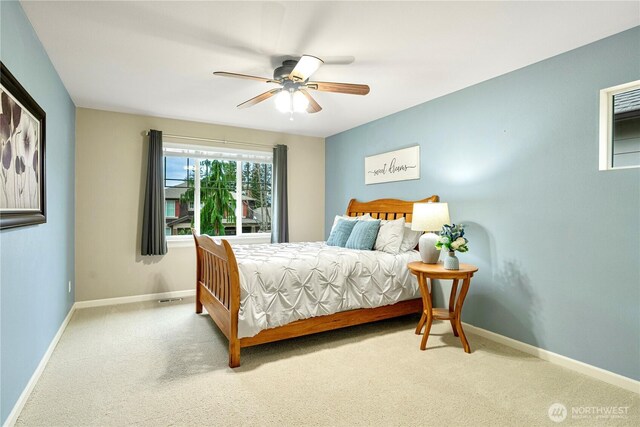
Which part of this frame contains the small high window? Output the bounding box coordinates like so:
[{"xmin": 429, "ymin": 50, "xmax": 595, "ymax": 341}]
[{"xmin": 599, "ymin": 81, "xmax": 640, "ymax": 170}]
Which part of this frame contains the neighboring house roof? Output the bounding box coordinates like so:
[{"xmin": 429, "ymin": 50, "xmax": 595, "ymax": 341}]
[
  {"xmin": 614, "ymin": 89, "xmax": 640, "ymax": 114},
  {"xmin": 165, "ymin": 183, "xmax": 190, "ymax": 200},
  {"xmin": 232, "ymin": 192, "xmax": 256, "ymax": 202},
  {"xmin": 166, "ymin": 215, "xmax": 192, "ymax": 227},
  {"xmin": 251, "ymin": 206, "xmax": 272, "ymax": 224}
]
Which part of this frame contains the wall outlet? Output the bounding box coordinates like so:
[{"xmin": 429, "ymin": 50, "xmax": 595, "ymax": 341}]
[{"xmin": 68, "ymin": 281, "xmax": 71, "ymax": 293}]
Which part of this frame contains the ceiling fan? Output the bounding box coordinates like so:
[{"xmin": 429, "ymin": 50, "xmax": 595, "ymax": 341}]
[{"xmin": 214, "ymin": 55, "xmax": 370, "ymax": 117}]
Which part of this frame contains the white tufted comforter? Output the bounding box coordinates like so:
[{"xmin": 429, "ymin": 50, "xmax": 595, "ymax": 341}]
[{"xmin": 234, "ymin": 241, "xmax": 421, "ymax": 338}]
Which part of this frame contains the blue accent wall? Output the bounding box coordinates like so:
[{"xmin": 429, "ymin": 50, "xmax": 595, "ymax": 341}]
[
  {"xmin": 326, "ymin": 27, "xmax": 639, "ymax": 380},
  {"xmin": 0, "ymin": 1, "xmax": 76, "ymax": 423}
]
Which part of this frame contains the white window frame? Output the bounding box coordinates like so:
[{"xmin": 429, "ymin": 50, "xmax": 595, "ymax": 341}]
[
  {"xmin": 163, "ymin": 143, "xmax": 273, "ymax": 246},
  {"xmin": 599, "ymin": 80, "xmax": 640, "ymax": 171}
]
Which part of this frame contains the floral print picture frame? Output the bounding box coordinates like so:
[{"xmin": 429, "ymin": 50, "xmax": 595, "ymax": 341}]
[{"xmin": 0, "ymin": 62, "xmax": 46, "ymax": 229}]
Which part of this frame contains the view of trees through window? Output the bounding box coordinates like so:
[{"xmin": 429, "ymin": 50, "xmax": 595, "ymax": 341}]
[
  {"xmin": 163, "ymin": 155, "xmax": 272, "ymax": 237},
  {"xmin": 241, "ymin": 161, "xmax": 272, "ymax": 233}
]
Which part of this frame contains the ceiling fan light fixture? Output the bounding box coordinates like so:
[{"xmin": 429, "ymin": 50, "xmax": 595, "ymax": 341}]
[
  {"xmin": 275, "ymin": 90, "xmax": 291, "ymax": 113},
  {"xmin": 292, "ymin": 90, "xmax": 309, "ymax": 112},
  {"xmin": 275, "ymin": 90, "xmax": 309, "ymax": 114}
]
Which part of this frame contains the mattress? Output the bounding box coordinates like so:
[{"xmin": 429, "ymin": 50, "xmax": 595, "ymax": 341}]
[{"xmin": 234, "ymin": 241, "xmax": 422, "ymax": 338}]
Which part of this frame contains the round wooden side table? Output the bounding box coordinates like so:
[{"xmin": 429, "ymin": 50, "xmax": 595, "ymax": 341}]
[{"xmin": 407, "ymin": 261, "xmax": 479, "ymax": 353}]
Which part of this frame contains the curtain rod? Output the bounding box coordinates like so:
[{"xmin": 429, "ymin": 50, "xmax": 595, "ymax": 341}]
[{"xmin": 144, "ymin": 132, "xmax": 276, "ymax": 149}]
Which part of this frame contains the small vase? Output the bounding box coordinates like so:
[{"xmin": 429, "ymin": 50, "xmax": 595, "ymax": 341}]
[{"xmin": 444, "ymin": 251, "xmax": 459, "ymax": 270}]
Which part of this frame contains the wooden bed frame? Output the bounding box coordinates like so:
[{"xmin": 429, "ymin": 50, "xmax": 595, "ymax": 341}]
[{"xmin": 193, "ymin": 195, "xmax": 439, "ymax": 367}]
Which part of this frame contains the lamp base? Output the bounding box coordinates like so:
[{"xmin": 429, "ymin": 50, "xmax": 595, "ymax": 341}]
[{"xmin": 418, "ymin": 232, "xmax": 441, "ymax": 264}]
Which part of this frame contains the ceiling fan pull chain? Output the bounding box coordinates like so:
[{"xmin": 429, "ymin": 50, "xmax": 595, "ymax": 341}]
[
  {"xmin": 289, "ymin": 89, "xmax": 295, "ymax": 120},
  {"xmin": 290, "ymin": 89, "xmax": 294, "ymax": 112}
]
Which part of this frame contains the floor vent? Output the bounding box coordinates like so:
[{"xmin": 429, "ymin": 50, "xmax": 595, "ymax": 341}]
[{"xmin": 158, "ymin": 298, "xmax": 183, "ymax": 303}]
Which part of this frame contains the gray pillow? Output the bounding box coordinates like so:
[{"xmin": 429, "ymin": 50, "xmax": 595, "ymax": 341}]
[{"xmin": 374, "ymin": 217, "xmax": 405, "ymax": 254}]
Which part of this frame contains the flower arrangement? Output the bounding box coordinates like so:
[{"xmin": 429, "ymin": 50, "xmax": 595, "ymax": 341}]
[{"xmin": 435, "ymin": 224, "xmax": 469, "ymax": 253}]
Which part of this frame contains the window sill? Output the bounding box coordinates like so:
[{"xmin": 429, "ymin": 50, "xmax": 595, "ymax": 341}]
[
  {"xmin": 167, "ymin": 233, "xmax": 271, "ymax": 248},
  {"xmin": 599, "ymin": 165, "xmax": 640, "ymax": 171}
]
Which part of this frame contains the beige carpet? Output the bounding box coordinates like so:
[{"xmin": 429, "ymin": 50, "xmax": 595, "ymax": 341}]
[{"xmin": 16, "ymin": 298, "xmax": 638, "ymax": 426}]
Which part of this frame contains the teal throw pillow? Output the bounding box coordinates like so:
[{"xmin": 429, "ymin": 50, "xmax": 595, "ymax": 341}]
[
  {"xmin": 345, "ymin": 220, "xmax": 381, "ymax": 250},
  {"xmin": 327, "ymin": 219, "xmax": 358, "ymax": 247}
]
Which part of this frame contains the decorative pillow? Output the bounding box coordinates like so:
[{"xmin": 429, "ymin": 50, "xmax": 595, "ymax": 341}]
[
  {"xmin": 330, "ymin": 214, "xmax": 373, "ymax": 234},
  {"xmin": 399, "ymin": 223, "xmax": 423, "ymax": 252},
  {"xmin": 345, "ymin": 220, "xmax": 381, "ymax": 250},
  {"xmin": 374, "ymin": 217, "xmax": 406, "ymax": 254},
  {"xmin": 327, "ymin": 219, "xmax": 358, "ymax": 247}
]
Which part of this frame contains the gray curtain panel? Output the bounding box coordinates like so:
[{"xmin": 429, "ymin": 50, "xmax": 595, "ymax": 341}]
[
  {"xmin": 141, "ymin": 129, "xmax": 167, "ymax": 255},
  {"xmin": 271, "ymin": 144, "xmax": 289, "ymax": 243}
]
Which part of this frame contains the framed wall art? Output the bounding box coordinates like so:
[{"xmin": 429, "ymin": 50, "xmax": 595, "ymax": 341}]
[
  {"xmin": 365, "ymin": 145, "xmax": 420, "ymax": 185},
  {"xmin": 0, "ymin": 62, "xmax": 46, "ymax": 229}
]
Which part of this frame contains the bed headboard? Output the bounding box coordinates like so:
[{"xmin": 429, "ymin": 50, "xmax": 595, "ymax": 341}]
[{"xmin": 346, "ymin": 195, "xmax": 439, "ymax": 223}]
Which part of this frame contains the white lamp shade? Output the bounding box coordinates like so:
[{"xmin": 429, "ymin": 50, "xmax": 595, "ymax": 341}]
[{"xmin": 411, "ymin": 203, "xmax": 451, "ymax": 232}]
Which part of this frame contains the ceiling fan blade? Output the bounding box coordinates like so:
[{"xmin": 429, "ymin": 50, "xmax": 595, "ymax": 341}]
[
  {"xmin": 306, "ymin": 81, "xmax": 370, "ymax": 96},
  {"xmin": 237, "ymin": 89, "xmax": 282, "ymax": 109},
  {"xmin": 299, "ymin": 90, "xmax": 322, "ymax": 113},
  {"xmin": 320, "ymin": 56, "xmax": 355, "ymax": 65},
  {"xmin": 214, "ymin": 71, "xmax": 279, "ymax": 84},
  {"xmin": 289, "ymin": 55, "xmax": 324, "ymax": 82}
]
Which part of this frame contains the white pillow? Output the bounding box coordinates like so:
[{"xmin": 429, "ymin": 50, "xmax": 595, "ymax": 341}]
[
  {"xmin": 374, "ymin": 217, "xmax": 405, "ymax": 254},
  {"xmin": 330, "ymin": 214, "xmax": 373, "ymax": 234},
  {"xmin": 399, "ymin": 223, "xmax": 423, "ymax": 252}
]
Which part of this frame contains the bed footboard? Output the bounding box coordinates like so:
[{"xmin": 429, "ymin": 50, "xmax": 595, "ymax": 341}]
[{"xmin": 193, "ymin": 233, "xmax": 241, "ymax": 367}]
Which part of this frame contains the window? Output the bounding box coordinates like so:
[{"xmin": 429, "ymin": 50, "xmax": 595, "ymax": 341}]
[
  {"xmin": 165, "ymin": 200, "xmax": 176, "ymax": 218},
  {"xmin": 163, "ymin": 143, "xmax": 273, "ymax": 238},
  {"xmin": 599, "ymin": 80, "xmax": 640, "ymax": 170}
]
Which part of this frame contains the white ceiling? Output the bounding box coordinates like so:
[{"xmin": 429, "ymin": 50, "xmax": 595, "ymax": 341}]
[{"xmin": 21, "ymin": 1, "xmax": 639, "ymax": 138}]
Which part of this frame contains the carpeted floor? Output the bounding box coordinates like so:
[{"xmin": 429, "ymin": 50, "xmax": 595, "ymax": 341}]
[{"xmin": 16, "ymin": 297, "xmax": 638, "ymax": 426}]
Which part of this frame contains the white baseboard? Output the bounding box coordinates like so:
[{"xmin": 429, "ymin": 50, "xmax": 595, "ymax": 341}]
[
  {"xmin": 3, "ymin": 303, "xmax": 77, "ymax": 427},
  {"xmin": 74, "ymin": 289, "xmax": 196, "ymax": 309},
  {"xmin": 463, "ymin": 322, "xmax": 640, "ymax": 394}
]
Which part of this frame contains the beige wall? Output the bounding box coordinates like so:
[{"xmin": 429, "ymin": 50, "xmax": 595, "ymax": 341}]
[{"xmin": 75, "ymin": 108, "xmax": 325, "ymax": 301}]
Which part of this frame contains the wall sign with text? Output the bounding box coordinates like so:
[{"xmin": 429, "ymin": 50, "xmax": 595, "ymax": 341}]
[{"xmin": 365, "ymin": 145, "xmax": 420, "ymax": 185}]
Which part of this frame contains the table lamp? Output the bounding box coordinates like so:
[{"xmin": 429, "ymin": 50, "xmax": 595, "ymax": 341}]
[{"xmin": 411, "ymin": 202, "xmax": 451, "ymax": 263}]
